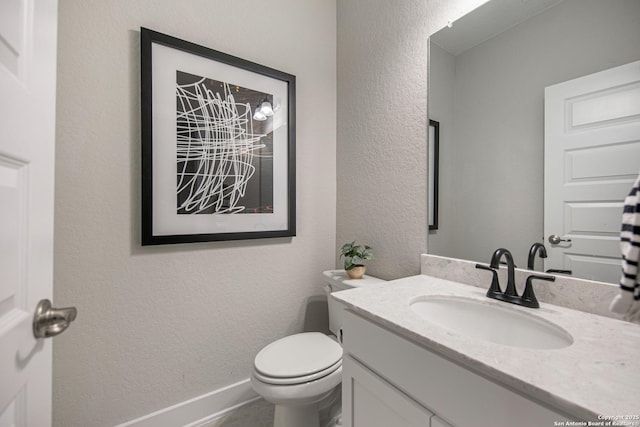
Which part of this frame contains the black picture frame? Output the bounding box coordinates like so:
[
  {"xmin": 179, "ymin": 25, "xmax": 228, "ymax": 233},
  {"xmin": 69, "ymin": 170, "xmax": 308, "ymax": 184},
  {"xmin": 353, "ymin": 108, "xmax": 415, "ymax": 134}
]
[
  {"xmin": 141, "ymin": 28, "xmax": 296, "ymax": 245},
  {"xmin": 428, "ymin": 119, "xmax": 439, "ymax": 230}
]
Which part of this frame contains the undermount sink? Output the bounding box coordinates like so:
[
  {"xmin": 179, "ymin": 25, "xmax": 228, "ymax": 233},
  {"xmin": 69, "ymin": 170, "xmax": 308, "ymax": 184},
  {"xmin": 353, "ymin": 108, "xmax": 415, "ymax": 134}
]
[{"xmin": 410, "ymin": 296, "xmax": 573, "ymax": 350}]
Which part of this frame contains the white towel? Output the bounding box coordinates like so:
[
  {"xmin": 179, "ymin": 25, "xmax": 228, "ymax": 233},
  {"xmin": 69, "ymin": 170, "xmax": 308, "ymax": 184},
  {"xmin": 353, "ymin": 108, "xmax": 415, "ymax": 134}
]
[{"xmin": 610, "ymin": 172, "xmax": 640, "ymax": 323}]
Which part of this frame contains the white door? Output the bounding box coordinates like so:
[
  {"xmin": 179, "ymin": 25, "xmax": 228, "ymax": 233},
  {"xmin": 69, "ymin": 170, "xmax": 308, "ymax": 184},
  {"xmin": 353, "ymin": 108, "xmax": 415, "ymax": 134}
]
[
  {"xmin": 544, "ymin": 60, "xmax": 640, "ymax": 283},
  {"xmin": 1, "ymin": 1, "xmax": 63, "ymax": 425}
]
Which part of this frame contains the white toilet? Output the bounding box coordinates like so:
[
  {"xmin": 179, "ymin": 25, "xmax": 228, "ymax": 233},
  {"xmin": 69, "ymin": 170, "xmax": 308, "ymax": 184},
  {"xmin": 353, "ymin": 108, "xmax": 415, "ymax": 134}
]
[{"xmin": 251, "ymin": 270, "xmax": 385, "ymax": 427}]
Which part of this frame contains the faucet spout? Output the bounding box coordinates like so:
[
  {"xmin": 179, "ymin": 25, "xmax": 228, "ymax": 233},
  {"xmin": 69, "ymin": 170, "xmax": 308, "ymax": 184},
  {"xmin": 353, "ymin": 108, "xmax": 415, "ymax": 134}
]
[
  {"xmin": 527, "ymin": 242, "xmax": 547, "ymax": 270},
  {"xmin": 489, "ymin": 248, "xmax": 518, "ymax": 300}
]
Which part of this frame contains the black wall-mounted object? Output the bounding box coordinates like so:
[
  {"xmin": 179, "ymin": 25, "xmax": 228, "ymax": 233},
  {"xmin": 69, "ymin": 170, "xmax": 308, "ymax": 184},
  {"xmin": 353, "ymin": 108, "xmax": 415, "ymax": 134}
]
[{"xmin": 428, "ymin": 119, "xmax": 439, "ymax": 231}]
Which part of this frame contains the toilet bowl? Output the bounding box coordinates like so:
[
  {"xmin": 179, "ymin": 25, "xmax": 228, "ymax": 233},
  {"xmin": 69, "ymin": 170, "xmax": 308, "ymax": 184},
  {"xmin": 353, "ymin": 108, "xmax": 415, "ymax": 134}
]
[
  {"xmin": 250, "ymin": 270, "xmax": 385, "ymax": 427},
  {"xmin": 251, "ymin": 332, "xmax": 343, "ymax": 427}
]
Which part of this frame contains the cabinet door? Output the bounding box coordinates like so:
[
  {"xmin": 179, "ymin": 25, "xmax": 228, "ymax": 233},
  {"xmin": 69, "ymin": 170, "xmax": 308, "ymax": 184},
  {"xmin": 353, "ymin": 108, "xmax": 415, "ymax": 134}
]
[{"xmin": 342, "ymin": 355, "xmax": 432, "ymax": 427}]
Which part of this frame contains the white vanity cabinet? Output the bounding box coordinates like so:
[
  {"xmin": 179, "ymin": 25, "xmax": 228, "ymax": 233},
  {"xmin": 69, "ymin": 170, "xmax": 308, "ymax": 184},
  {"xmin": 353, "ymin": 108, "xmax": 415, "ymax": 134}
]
[{"xmin": 341, "ymin": 310, "xmax": 571, "ymax": 427}]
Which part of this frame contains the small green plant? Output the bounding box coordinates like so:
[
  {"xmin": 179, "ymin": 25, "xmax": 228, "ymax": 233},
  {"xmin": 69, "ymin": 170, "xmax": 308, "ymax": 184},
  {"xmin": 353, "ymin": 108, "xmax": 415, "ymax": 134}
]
[{"xmin": 340, "ymin": 241, "xmax": 374, "ymax": 270}]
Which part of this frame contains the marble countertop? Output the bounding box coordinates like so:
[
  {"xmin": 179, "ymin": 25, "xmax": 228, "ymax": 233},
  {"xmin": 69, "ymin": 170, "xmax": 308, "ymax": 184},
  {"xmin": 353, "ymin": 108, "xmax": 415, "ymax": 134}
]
[{"xmin": 331, "ymin": 274, "xmax": 640, "ymax": 421}]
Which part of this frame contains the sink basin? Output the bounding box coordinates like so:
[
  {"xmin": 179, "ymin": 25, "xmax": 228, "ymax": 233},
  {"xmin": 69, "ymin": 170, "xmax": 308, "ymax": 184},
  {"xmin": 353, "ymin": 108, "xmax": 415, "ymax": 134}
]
[{"xmin": 410, "ymin": 296, "xmax": 573, "ymax": 350}]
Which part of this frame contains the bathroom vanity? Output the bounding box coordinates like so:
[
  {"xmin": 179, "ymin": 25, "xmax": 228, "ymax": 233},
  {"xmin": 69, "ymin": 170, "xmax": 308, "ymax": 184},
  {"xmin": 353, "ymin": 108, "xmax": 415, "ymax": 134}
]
[{"xmin": 332, "ymin": 274, "xmax": 640, "ymax": 427}]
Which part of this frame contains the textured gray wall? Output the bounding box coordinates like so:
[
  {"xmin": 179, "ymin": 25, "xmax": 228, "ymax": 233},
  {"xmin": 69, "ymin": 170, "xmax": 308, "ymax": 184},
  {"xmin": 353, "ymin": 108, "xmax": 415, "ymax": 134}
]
[
  {"xmin": 336, "ymin": 0, "xmax": 486, "ymax": 279},
  {"xmin": 53, "ymin": 1, "xmax": 336, "ymax": 425}
]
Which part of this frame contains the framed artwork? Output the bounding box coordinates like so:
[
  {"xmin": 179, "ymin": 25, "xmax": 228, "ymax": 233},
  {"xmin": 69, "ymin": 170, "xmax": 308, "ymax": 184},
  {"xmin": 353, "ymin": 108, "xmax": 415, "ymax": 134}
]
[
  {"xmin": 428, "ymin": 119, "xmax": 439, "ymax": 230},
  {"xmin": 141, "ymin": 28, "xmax": 296, "ymax": 245}
]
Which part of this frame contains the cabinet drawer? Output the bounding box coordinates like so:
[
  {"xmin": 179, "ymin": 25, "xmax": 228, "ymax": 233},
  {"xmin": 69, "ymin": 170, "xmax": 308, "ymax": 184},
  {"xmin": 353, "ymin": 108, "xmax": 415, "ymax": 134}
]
[{"xmin": 342, "ymin": 309, "xmax": 570, "ymax": 427}]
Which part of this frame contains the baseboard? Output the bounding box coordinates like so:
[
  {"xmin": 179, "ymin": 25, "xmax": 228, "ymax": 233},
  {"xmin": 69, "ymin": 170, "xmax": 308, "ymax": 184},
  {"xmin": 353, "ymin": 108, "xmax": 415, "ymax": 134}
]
[{"xmin": 116, "ymin": 378, "xmax": 260, "ymax": 427}]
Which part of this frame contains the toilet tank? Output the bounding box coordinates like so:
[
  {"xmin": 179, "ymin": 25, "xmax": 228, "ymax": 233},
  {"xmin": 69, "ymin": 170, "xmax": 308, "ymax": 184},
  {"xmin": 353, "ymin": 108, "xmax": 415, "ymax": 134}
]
[{"xmin": 322, "ymin": 270, "xmax": 386, "ymax": 340}]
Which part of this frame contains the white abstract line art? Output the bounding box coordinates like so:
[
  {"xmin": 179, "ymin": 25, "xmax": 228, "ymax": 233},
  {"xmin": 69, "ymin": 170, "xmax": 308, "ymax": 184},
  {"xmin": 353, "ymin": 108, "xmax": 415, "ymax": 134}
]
[{"xmin": 176, "ymin": 74, "xmax": 271, "ymax": 215}]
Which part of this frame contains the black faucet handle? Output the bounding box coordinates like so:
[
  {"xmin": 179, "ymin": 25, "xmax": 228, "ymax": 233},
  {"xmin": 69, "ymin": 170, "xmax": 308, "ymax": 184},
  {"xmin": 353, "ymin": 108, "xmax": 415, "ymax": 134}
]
[
  {"xmin": 521, "ymin": 274, "xmax": 556, "ymax": 309},
  {"xmin": 476, "ymin": 264, "xmax": 502, "ymax": 298},
  {"xmin": 545, "ymin": 269, "xmax": 573, "ymax": 275}
]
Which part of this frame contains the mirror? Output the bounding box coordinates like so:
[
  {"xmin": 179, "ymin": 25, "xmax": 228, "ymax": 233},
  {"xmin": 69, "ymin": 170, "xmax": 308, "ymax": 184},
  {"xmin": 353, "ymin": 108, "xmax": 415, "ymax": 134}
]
[{"xmin": 427, "ymin": 0, "xmax": 640, "ymax": 282}]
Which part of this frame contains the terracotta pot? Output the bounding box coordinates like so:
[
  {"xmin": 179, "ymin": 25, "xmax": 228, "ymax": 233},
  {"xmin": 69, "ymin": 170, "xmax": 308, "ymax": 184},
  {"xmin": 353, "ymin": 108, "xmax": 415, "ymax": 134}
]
[{"xmin": 346, "ymin": 265, "xmax": 366, "ymax": 279}]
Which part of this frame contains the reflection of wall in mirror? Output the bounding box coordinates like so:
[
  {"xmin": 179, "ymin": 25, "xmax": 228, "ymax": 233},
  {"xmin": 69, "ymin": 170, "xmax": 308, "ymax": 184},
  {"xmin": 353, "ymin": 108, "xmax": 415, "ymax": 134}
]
[{"xmin": 428, "ymin": 0, "xmax": 640, "ymax": 275}]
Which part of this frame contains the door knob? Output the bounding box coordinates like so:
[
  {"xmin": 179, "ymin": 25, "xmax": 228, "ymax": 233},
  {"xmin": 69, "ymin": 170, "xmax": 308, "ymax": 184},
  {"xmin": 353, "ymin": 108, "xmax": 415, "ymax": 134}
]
[
  {"xmin": 33, "ymin": 299, "xmax": 77, "ymax": 338},
  {"xmin": 548, "ymin": 234, "xmax": 572, "ymax": 245}
]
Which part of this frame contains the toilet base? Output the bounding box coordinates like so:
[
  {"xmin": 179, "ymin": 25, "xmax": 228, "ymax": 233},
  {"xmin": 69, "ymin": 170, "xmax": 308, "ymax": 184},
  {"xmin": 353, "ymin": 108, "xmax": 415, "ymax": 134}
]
[
  {"xmin": 319, "ymin": 386, "xmax": 342, "ymax": 427},
  {"xmin": 272, "ymin": 386, "xmax": 341, "ymax": 427},
  {"xmin": 274, "ymin": 403, "xmax": 320, "ymax": 427}
]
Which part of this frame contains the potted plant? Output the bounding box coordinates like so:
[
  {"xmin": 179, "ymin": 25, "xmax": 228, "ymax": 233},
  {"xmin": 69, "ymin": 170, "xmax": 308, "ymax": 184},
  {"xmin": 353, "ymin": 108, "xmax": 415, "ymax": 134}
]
[{"xmin": 340, "ymin": 241, "xmax": 374, "ymax": 279}]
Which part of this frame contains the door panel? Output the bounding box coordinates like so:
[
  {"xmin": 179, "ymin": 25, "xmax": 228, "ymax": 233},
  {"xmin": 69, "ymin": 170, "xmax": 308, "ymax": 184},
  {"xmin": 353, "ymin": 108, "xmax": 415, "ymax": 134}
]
[
  {"xmin": 0, "ymin": 0, "xmax": 26, "ymax": 79},
  {"xmin": 568, "ymin": 84, "xmax": 640, "ymax": 129},
  {"xmin": 566, "ymin": 141, "xmax": 640, "ymax": 181},
  {"xmin": 564, "ymin": 202, "xmax": 624, "ymax": 235}
]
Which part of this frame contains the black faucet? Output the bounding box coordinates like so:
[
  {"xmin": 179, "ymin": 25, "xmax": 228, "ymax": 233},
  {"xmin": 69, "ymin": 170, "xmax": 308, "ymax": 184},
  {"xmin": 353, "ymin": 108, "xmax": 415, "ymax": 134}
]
[
  {"xmin": 476, "ymin": 247, "xmax": 556, "ymax": 309},
  {"xmin": 527, "ymin": 242, "xmax": 547, "ymax": 270},
  {"xmin": 490, "ymin": 248, "xmax": 518, "ymax": 303}
]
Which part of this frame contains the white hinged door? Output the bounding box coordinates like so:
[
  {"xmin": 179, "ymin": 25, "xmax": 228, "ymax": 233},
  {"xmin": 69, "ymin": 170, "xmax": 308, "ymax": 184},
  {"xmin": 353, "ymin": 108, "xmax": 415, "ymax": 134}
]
[
  {"xmin": 0, "ymin": 0, "xmax": 58, "ymax": 425},
  {"xmin": 545, "ymin": 60, "xmax": 640, "ymax": 282}
]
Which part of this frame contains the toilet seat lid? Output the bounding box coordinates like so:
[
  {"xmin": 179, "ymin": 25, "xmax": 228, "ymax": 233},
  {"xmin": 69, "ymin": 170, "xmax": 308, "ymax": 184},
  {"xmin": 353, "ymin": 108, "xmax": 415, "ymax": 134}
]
[{"xmin": 254, "ymin": 332, "xmax": 343, "ymax": 379}]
